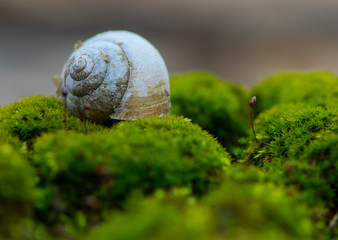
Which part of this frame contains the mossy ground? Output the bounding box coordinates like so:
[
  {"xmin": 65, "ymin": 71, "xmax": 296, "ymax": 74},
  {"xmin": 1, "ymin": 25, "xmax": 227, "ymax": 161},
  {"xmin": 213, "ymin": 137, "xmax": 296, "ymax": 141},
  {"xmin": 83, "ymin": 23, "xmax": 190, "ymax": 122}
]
[
  {"xmin": 32, "ymin": 115, "xmax": 230, "ymax": 231},
  {"xmin": 83, "ymin": 181, "xmax": 313, "ymax": 240},
  {"xmin": 0, "ymin": 96, "xmax": 106, "ymax": 150},
  {"xmin": 0, "ymin": 71, "xmax": 337, "ymax": 239}
]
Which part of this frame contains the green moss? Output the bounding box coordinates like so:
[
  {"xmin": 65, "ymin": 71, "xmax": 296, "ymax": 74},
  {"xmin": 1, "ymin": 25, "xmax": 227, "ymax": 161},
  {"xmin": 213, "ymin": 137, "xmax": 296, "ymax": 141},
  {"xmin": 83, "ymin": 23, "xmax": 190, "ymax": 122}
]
[
  {"xmin": 32, "ymin": 115, "xmax": 230, "ymax": 229},
  {"xmin": 245, "ymin": 104, "xmax": 337, "ymax": 164},
  {"xmin": 205, "ymin": 181, "xmax": 313, "ymax": 239},
  {"xmin": 170, "ymin": 72, "xmax": 249, "ymax": 148},
  {"xmin": 0, "ymin": 142, "xmax": 37, "ymax": 238},
  {"xmin": 286, "ymin": 133, "xmax": 338, "ymax": 209},
  {"xmin": 236, "ymin": 104, "xmax": 337, "ymax": 236},
  {"xmin": 1, "ymin": 72, "xmax": 336, "ymax": 239},
  {"xmin": 0, "ymin": 96, "xmax": 106, "ymax": 146},
  {"xmin": 82, "ymin": 190, "xmax": 207, "ymax": 240},
  {"xmin": 83, "ymin": 181, "xmax": 313, "ymax": 240},
  {"xmin": 251, "ymin": 72, "xmax": 338, "ymax": 114}
]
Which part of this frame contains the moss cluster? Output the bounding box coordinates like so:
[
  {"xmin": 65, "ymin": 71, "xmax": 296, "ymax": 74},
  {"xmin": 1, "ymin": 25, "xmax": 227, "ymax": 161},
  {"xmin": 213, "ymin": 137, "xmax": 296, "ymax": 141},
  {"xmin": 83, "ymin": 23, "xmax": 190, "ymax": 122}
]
[
  {"xmin": 1, "ymin": 71, "xmax": 337, "ymax": 239},
  {"xmin": 237, "ymin": 72, "xmax": 338, "ymax": 238},
  {"xmin": 238, "ymin": 104, "xmax": 338, "ymax": 207},
  {"xmin": 32, "ymin": 115, "xmax": 230, "ymax": 230},
  {"xmin": 0, "ymin": 142, "xmax": 37, "ymax": 238},
  {"xmin": 84, "ymin": 180, "xmax": 312, "ymax": 240},
  {"xmin": 286, "ymin": 133, "xmax": 338, "ymax": 237},
  {"xmin": 252, "ymin": 72, "xmax": 338, "ymax": 113},
  {"xmin": 250, "ymin": 105, "xmax": 337, "ymax": 160},
  {"xmin": 170, "ymin": 72, "xmax": 249, "ymax": 148},
  {"xmin": 0, "ymin": 96, "xmax": 105, "ymax": 146}
]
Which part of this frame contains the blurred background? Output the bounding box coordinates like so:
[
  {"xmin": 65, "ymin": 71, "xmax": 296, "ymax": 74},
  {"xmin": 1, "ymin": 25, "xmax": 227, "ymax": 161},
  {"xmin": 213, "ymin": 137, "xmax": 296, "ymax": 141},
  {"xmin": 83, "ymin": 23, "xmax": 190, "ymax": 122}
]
[{"xmin": 1, "ymin": 0, "xmax": 338, "ymax": 106}]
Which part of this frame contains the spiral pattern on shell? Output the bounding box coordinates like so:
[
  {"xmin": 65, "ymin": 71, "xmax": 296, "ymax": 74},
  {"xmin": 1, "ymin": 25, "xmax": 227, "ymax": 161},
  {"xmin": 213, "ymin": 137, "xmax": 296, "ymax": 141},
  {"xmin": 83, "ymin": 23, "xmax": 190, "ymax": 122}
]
[
  {"xmin": 61, "ymin": 31, "xmax": 170, "ymax": 123},
  {"xmin": 64, "ymin": 48, "xmax": 110, "ymax": 98}
]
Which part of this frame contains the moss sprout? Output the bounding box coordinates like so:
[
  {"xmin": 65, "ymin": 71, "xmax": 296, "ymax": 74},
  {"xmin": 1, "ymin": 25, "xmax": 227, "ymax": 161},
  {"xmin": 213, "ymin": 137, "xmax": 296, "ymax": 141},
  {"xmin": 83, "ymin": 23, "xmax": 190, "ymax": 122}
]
[
  {"xmin": 40, "ymin": 108, "xmax": 45, "ymax": 117},
  {"xmin": 249, "ymin": 96, "xmax": 257, "ymax": 141},
  {"xmin": 61, "ymin": 87, "xmax": 68, "ymax": 131},
  {"xmin": 83, "ymin": 103, "xmax": 91, "ymax": 134}
]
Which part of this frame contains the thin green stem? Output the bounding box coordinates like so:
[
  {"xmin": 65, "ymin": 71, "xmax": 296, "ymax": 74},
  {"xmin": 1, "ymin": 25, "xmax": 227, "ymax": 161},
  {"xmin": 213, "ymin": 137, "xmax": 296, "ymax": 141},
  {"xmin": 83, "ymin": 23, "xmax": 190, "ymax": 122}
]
[
  {"xmin": 83, "ymin": 111, "xmax": 88, "ymax": 134},
  {"xmin": 63, "ymin": 99, "xmax": 68, "ymax": 131},
  {"xmin": 83, "ymin": 103, "xmax": 91, "ymax": 134},
  {"xmin": 250, "ymin": 107, "xmax": 257, "ymax": 142},
  {"xmin": 62, "ymin": 87, "xmax": 68, "ymax": 131}
]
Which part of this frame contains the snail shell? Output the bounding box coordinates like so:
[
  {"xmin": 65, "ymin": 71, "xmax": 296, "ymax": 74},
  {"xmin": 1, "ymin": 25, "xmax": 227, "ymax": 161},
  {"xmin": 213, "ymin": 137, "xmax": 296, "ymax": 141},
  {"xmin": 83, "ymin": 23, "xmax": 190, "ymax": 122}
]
[{"xmin": 61, "ymin": 30, "xmax": 170, "ymax": 123}]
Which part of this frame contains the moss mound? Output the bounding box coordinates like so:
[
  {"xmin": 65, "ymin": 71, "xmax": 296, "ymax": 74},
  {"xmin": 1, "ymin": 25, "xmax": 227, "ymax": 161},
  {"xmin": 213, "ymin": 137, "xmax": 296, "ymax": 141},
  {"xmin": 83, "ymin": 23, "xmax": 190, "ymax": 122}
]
[
  {"xmin": 250, "ymin": 104, "xmax": 337, "ymax": 162},
  {"xmin": 83, "ymin": 190, "xmax": 207, "ymax": 240},
  {"xmin": 1, "ymin": 71, "xmax": 337, "ymax": 239},
  {"xmin": 252, "ymin": 72, "xmax": 338, "ymax": 113},
  {"xmin": 286, "ymin": 133, "xmax": 338, "ymax": 206},
  {"xmin": 0, "ymin": 95, "xmax": 105, "ymax": 146},
  {"xmin": 32, "ymin": 115, "xmax": 230, "ymax": 229},
  {"xmin": 244, "ymin": 104, "xmax": 337, "ymax": 163},
  {"xmin": 237, "ymin": 104, "xmax": 337, "ymax": 234},
  {"xmin": 202, "ymin": 181, "xmax": 313, "ymax": 240},
  {"xmin": 83, "ymin": 181, "xmax": 312, "ymax": 240},
  {"xmin": 170, "ymin": 72, "xmax": 248, "ymax": 148},
  {"xmin": 0, "ymin": 142, "xmax": 37, "ymax": 238}
]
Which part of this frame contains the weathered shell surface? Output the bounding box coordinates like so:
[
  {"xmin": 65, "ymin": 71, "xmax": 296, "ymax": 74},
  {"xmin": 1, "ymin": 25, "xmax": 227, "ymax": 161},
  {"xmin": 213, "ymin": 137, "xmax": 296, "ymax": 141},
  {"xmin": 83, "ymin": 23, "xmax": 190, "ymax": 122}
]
[{"xmin": 61, "ymin": 30, "xmax": 170, "ymax": 123}]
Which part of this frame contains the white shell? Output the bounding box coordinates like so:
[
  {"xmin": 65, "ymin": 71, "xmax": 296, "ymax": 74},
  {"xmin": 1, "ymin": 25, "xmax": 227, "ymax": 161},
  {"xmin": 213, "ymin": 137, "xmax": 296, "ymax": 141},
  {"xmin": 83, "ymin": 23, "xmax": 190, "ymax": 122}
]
[{"xmin": 61, "ymin": 30, "xmax": 170, "ymax": 123}]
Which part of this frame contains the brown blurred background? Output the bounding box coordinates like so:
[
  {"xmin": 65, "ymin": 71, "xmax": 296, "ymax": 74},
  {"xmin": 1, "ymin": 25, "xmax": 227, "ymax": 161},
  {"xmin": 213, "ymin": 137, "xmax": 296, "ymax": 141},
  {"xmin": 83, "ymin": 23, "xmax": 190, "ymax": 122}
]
[{"xmin": 1, "ymin": 0, "xmax": 338, "ymax": 106}]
